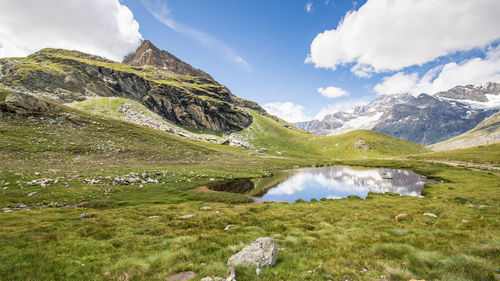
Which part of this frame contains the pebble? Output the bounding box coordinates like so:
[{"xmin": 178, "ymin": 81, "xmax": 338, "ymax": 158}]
[
  {"xmin": 224, "ymin": 224, "xmax": 236, "ymax": 231},
  {"xmin": 180, "ymin": 214, "xmax": 195, "ymax": 219},
  {"xmin": 80, "ymin": 213, "xmax": 89, "ymax": 220},
  {"xmin": 27, "ymin": 191, "xmax": 37, "ymax": 197},
  {"xmin": 256, "ymin": 268, "xmax": 261, "ymax": 275},
  {"xmin": 148, "ymin": 216, "xmax": 159, "ymax": 219},
  {"xmin": 423, "ymin": 213, "xmax": 438, "ymax": 218},
  {"xmin": 200, "ymin": 206, "xmax": 211, "ymax": 210},
  {"xmin": 461, "ymin": 219, "xmax": 469, "ymax": 223}
]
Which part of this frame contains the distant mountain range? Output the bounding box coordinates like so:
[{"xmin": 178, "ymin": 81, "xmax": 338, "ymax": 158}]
[
  {"xmin": 296, "ymin": 83, "xmax": 500, "ymax": 145},
  {"xmin": 429, "ymin": 111, "xmax": 500, "ymax": 151}
]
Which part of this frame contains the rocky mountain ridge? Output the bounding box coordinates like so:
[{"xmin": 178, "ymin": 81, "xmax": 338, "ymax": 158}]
[
  {"xmin": 0, "ymin": 41, "xmax": 265, "ymax": 132},
  {"xmin": 296, "ymin": 83, "xmax": 500, "ymax": 145}
]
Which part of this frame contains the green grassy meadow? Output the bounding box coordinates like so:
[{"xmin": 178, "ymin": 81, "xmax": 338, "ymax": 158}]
[{"xmin": 0, "ymin": 91, "xmax": 499, "ymax": 281}]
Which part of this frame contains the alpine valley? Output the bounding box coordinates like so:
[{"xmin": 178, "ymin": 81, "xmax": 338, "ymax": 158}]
[{"xmin": 0, "ymin": 40, "xmax": 499, "ymax": 281}]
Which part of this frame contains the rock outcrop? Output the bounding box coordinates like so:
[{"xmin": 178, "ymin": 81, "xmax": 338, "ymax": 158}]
[
  {"xmin": 1, "ymin": 93, "xmax": 54, "ymax": 114},
  {"xmin": 123, "ymin": 40, "xmax": 212, "ymax": 80},
  {"xmin": 0, "ymin": 41, "xmax": 264, "ymax": 132},
  {"xmin": 227, "ymin": 237, "xmax": 278, "ymax": 267}
]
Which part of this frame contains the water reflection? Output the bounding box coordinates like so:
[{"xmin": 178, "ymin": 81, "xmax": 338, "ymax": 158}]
[{"xmin": 209, "ymin": 166, "xmax": 434, "ymax": 203}]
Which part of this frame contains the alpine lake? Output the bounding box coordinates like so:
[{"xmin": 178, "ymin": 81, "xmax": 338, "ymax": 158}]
[{"xmin": 208, "ymin": 166, "xmax": 436, "ymax": 203}]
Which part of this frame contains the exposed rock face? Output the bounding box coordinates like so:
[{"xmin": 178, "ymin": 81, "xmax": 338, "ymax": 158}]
[
  {"xmin": 295, "ymin": 84, "xmax": 499, "ymax": 145},
  {"xmin": 0, "ymin": 42, "xmax": 262, "ymax": 132},
  {"xmin": 429, "ymin": 111, "xmax": 500, "ymax": 150},
  {"xmin": 1, "ymin": 93, "xmax": 53, "ymax": 114},
  {"xmin": 435, "ymin": 82, "xmax": 500, "ymax": 102},
  {"xmin": 372, "ymin": 94, "xmax": 497, "ymax": 145},
  {"xmin": 123, "ymin": 40, "xmax": 212, "ymax": 80},
  {"xmin": 227, "ymin": 237, "xmax": 278, "ymax": 267}
]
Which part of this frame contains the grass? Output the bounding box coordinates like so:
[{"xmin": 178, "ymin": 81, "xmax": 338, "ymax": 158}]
[
  {"xmin": 410, "ymin": 143, "xmax": 500, "ymax": 165},
  {"xmin": 0, "ymin": 91, "xmax": 499, "ymax": 280}
]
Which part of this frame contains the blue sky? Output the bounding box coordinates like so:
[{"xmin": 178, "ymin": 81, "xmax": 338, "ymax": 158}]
[
  {"xmin": 1, "ymin": 0, "xmax": 499, "ymax": 122},
  {"xmin": 122, "ymin": 0, "xmax": 374, "ymax": 120}
]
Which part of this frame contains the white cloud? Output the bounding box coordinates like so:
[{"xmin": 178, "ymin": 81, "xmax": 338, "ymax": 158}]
[
  {"xmin": 374, "ymin": 45, "xmax": 500, "ymax": 95},
  {"xmin": 263, "ymin": 101, "xmax": 310, "ymax": 123},
  {"xmin": 140, "ymin": 0, "xmax": 250, "ymax": 71},
  {"xmin": 317, "ymin": 86, "xmax": 349, "ymax": 98},
  {"xmin": 0, "ymin": 0, "xmax": 142, "ymax": 61},
  {"xmin": 306, "ymin": 0, "xmax": 500, "ymax": 75},
  {"xmin": 306, "ymin": 2, "xmax": 313, "ymax": 12},
  {"xmin": 314, "ymin": 97, "xmax": 372, "ymax": 120}
]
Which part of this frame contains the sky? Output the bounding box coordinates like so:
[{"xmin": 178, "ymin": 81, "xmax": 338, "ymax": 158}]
[{"xmin": 0, "ymin": 0, "xmax": 499, "ymax": 122}]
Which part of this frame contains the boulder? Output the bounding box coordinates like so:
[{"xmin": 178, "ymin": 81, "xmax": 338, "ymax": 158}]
[
  {"xmin": 1, "ymin": 94, "xmax": 52, "ymax": 114},
  {"xmin": 166, "ymin": 271, "xmax": 196, "ymax": 281},
  {"xmin": 227, "ymin": 237, "xmax": 278, "ymax": 267}
]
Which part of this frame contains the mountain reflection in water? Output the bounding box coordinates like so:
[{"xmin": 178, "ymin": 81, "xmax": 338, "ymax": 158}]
[{"xmin": 209, "ymin": 166, "xmax": 435, "ymax": 203}]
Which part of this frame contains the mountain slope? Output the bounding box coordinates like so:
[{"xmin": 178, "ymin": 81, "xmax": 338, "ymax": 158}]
[
  {"xmin": 0, "ymin": 41, "xmax": 262, "ymax": 132},
  {"xmin": 428, "ymin": 111, "xmax": 500, "ymax": 151},
  {"xmin": 123, "ymin": 40, "xmax": 212, "ymax": 80},
  {"xmin": 296, "ymin": 83, "xmax": 500, "ymax": 145}
]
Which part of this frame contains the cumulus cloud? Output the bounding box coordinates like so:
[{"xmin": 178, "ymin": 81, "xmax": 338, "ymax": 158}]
[
  {"xmin": 317, "ymin": 86, "xmax": 349, "ymax": 98},
  {"xmin": 263, "ymin": 101, "xmax": 310, "ymax": 123},
  {"xmin": 374, "ymin": 45, "xmax": 500, "ymax": 95},
  {"xmin": 306, "ymin": 0, "xmax": 500, "ymax": 76},
  {"xmin": 140, "ymin": 0, "xmax": 251, "ymax": 70},
  {"xmin": 306, "ymin": 2, "xmax": 313, "ymax": 12},
  {"xmin": 0, "ymin": 0, "xmax": 142, "ymax": 61}
]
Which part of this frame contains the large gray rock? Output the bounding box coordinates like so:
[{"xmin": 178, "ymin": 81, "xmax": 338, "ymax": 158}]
[
  {"xmin": 227, "ymin": 237, "xmax": 278, "ymax": 267},
  {"xmin": 1, "ymin": 93, "xmax": 52, "ymax": 114}
]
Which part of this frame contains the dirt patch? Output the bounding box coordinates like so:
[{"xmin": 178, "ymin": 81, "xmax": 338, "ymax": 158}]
[{"xmin": 194, "ymin": 185, "xmax": 214, "ymax": 192}]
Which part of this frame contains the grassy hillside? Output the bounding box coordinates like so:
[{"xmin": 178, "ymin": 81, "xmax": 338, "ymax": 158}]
[
  {"xmin": 429, "ymin": 111, "xmax": 500, "ymax": 151},
  {"xmin": 238, "ymin": 111, "xmax": 430, "ymax": 159},
  {"xmin": 1, "ymin": 91, "xmax": 499, "ymax": 281},
  {"xmin": 411, "ymin": 143, "xmax": 500, "ymax": 165}
]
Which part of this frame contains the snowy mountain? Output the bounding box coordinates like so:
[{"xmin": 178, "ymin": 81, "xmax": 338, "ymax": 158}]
[{"xmin": 295, "ymin": 82, "xmax": 500, "ymax": 145}]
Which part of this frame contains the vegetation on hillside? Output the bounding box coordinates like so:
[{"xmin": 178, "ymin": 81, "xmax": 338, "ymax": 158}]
[{"xmin": 0, "ymin": 90, "xmax": 499, "ymax": 281}]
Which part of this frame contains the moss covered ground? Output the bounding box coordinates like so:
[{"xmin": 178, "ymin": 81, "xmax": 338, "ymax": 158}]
[{"xmin": 0, "ymin": 92, "xmax": 499, "ymax": 280}]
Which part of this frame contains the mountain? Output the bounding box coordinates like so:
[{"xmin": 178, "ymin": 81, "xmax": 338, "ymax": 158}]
[
  {"xmin": 296, "ymin": 83, "xmax": 500, "ymax": 145},
  {"xmin": 0, "ymin": 41, "xmax": 265, "ymax": 132},
  {"xmin": 428, "ymin": 111, "xmax": 500, "ymax": 151},
  {"xmin": 122, "ymin": 40, "xmax": 212, "ymax": 80}
]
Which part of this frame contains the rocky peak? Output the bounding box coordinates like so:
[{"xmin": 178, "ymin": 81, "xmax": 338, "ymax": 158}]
[
  {"xmin": 435, "ymin": 82, "xmax": 500, "ymax": 102},
  {"xmin": 122, "ymin": 40, "xmax": 212, "ymax": 80}
]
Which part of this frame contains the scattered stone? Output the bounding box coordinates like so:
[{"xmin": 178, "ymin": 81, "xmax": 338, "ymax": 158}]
[
  {"xmin": 34, "ymin": 172, "xmax": 41, "ymax": 176},
  {"xmin": 461, "ymin": 219, "xmax": 469, "ymax": 223},
  {"xmin": 307, "ymin": 270, "xmax": 313, "ymax": 274},
  {"xmin": 353, "ymin": 139, "xmax": 369, "ymax": 150},
  {"xmin": 256, "ymin": 268, "xmax": 261, "ymax": 275},
  {"xmin": 227, "ymin": 237, "xmax": 278, "ymax": 267},
  {"xmin": 79, "ymin": 213, "xmax": 89, "ymax": 220},
  {"xmin": 200, "ymin": 206, "xmax": 211, "ymax": 210},
  {"xmin": 141, "ymin": 172, "xmax": 150, "ymax": 179},
  {"xmin": 256, "ymin": 148, "xmax": 268, "ymax": 153},
  {"xmin": 423, "ymin": 213, "xmax": 438, "ymax": 218},
  {"xmin": 394, "ymin": 213, "xmax": 407, "ymax": 220},
  {"xmin": 180, "ymin": 214, "xmax": 195, "ymax": 219},
  {"xmin": 166, "ymin": 271, "xmax": 196, "ymax": 281},
  {"xmin": 227, "ymin": 267, "xmax": 236, "ymax": 281},
  {"xmin": 224, "ymin": 224, "xmax": 236, "ymax": 231},
  {"xmin": 148, "ymin": 216, "xmax": 159, "ymax": 219},
  {"xmin": 209, "ymin": 178, "xmax": 215, "ymax": 181},
  {"xmin": 27, "ymin": 191, "xmax": 37, "ymax": 197}
]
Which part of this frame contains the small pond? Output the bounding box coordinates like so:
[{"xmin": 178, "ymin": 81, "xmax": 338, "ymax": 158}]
[{"xmin": 209, "ymin": 166, "xmax": 435, "ymax": 202}]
